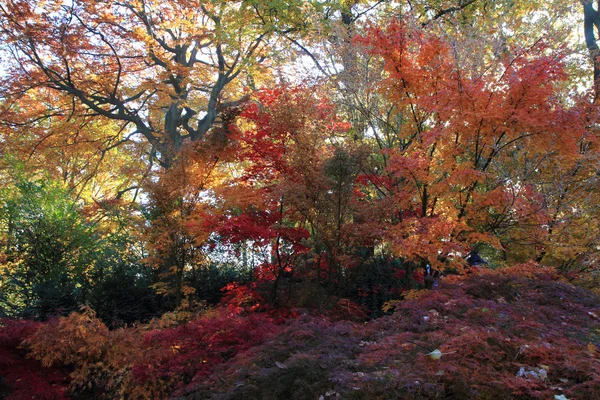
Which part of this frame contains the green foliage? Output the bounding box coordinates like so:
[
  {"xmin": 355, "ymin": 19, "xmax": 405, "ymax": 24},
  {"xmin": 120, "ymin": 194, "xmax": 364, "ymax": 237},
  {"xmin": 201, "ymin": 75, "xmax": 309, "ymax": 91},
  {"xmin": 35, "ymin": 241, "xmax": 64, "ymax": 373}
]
[
  {"xmin": 187, "ymin": 261, "xmax": 254, "ymax": 305},
  {"xmin": 0, "ymin": 175, "xmax": 94, "ymax": 318},
  {"xmin": 88, "ymin": 262, "xmax": 163, "ymax": 327},
  {"xmin": 0, "ymin": 170, "xmax": 161, "ymax": 324}
]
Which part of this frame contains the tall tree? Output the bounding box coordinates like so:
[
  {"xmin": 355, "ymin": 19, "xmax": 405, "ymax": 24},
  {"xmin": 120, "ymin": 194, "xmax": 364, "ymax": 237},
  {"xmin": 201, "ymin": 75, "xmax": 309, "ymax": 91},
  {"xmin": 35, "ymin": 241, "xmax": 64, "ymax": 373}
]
[
  {"xmin": 0, "ymin": 0, "xmax": 326, "ymax": 306},
  {"xmin": 0, "ymin": 0, "xmax": 315, "ymax": 168},
  {"xmin": 356, "ymin": 16, "xmax": 585, "ymax": 270}
]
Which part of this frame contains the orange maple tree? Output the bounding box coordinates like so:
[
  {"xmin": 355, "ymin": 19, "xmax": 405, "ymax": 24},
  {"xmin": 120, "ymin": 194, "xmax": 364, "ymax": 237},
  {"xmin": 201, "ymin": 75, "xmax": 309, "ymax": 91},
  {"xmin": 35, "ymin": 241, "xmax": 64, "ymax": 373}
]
[{"xmin": 353, "ymin": 17, "xmax": 595, "ymax": 274}]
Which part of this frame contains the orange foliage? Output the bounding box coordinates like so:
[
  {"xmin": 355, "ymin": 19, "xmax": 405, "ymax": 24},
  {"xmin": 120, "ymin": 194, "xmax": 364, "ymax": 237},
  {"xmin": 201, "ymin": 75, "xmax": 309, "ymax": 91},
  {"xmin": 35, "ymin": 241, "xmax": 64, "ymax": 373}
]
[{"xmin": 354, "ymin": 17, "xmax": 594, "ymax": 272}]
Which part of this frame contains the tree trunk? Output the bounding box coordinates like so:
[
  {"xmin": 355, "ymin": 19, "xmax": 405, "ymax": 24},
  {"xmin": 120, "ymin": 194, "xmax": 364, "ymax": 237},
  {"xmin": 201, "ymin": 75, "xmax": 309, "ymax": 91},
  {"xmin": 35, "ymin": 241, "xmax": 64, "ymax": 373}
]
[{"xmin": 583, "ymin": 1, "xmax": 600, "ymax": 100}]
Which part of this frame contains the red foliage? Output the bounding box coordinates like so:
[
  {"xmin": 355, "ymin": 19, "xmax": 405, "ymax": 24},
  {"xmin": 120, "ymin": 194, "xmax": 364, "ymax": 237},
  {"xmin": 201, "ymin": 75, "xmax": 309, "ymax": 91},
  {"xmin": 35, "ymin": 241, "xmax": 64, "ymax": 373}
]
[
  {"xmin": 2, "ymin": 271, "xmax": 600, "ymax": 399},
  {"xmin": 133, "ymin": 309, "xmax": 279, "ymax": 394},
  {"xmin": 0, "ymin": 319, "xmax": 68, "ymax": 400},
  {"xmin": 181, "ymin": 272, "xmax": 600, "ymax": 399},
  {"xmin": 326, "ymin": 298, "xmax": 369, "ymax": 322},
  {"xmin": 214, "ymin": 211, "xmax": 309, "ymax": 253},
  {"xmin": 219, "ymin": 281, "xmax": 267, "ymax": 314}
]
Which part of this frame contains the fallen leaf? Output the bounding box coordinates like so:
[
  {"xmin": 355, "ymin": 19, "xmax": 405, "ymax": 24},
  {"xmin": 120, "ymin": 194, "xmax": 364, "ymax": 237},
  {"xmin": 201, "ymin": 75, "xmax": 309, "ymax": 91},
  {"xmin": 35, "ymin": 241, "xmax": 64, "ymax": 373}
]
[
  {"xmin": 587, "ymin": 343, "xmax": 597, "ymax": 357},
  {"xmin": 275, "ymin": 361, "xmax": 287, "ymax": 369},
  {"xmin": 427, "ymin": 349, "xmax": 442, "ymax": 360}
]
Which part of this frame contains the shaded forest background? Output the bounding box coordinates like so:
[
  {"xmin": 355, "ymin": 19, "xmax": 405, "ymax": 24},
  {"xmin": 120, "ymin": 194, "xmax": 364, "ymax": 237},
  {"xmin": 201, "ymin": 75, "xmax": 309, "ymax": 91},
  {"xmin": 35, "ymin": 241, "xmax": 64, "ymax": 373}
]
[{"xmin": 2, "ymin": 0, "xmax": 600, "ymax": 398}]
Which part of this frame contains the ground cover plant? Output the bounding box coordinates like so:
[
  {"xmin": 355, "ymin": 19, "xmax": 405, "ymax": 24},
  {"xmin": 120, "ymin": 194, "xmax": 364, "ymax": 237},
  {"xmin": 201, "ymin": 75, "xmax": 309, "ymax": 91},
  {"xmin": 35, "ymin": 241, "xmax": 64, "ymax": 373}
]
[{"xmin": 2, "ymin": 269, "xmax": 600, "ymax": 399}]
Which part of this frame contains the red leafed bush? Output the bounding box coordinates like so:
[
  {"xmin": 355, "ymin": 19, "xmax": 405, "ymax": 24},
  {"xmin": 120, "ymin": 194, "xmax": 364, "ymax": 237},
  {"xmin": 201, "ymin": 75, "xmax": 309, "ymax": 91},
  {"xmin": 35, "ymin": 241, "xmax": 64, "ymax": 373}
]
[
  {"xmin": 219, "ymin": 282, "xmax": 267, "ymax": 314},
  {"xmin": 132, "ymin": 310, "xmax": 279, "ymax": 396},
  {"xmin": 3, "ymin": 306, "xmax": 280, "ymax": 399},
  {"xmin": 0, "ymin": 319, "xmax": 68, "ymax": 400},
  {"xmin": 218, "ymin": 279, "xmax": 368, "ymax": 323},
  {"xmin": 180, "ymin": 271, "xmax": 600, "ymax": 400},
  {"xmin": 4, "ymin": 270, "xmax": 600, "ymax": 400}
]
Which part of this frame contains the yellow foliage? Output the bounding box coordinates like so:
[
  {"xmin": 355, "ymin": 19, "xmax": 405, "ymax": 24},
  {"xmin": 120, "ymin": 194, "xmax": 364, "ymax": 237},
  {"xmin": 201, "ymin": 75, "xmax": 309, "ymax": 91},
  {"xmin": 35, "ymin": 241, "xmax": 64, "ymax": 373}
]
[
  {"xmin": 403, "ymin": 289, "xmax": 428, "ymax": 300},
  {"xmin": 382, "ymin": 289, "xmax": 430, "ymax": 313},
  {"xmin": 381, "ymin": 299, "xmax": 402, "ymax": 313}
]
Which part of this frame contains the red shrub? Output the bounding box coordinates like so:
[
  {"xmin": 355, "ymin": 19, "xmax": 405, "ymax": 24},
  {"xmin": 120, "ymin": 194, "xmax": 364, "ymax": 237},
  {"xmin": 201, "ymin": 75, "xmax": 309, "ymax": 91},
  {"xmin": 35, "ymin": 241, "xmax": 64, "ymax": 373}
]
[
  {"xmin": 0, "ymin": 319, "xmax": 68, "ymax": 400},
  {"xmin": 133, "ymin": 309, "xmax": 279, "ymax": 395}
]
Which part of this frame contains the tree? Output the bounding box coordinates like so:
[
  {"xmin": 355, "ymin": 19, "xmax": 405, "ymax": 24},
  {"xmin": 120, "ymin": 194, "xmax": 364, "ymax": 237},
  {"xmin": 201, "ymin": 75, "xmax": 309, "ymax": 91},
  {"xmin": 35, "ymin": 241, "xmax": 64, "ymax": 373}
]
[
  {"xmin": 0, "ymin": 89, "xmax": 150, "ymax": 203},
  {"xmin": 0, "ymin": 0, "xmax": 321, "ymax": 167},
  {"xmin": 0, "ymin": 164, "xmax": 160, "ymax": 322},
  {"xmin": 0, "ymin": 0, "xmax": 331, "ymax": 306},
  {"xmin": 143, "ymin": 141, "xmax": 232, "ymax": 308},
  {"xmin": 214, "ymin": 87, "xmax": 331, "ymax": 303},
  {"xmin": 354, "ymin": 16, "xmax": 586, "ymax": 272}
]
